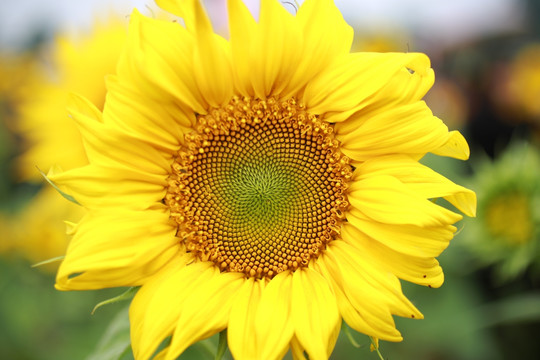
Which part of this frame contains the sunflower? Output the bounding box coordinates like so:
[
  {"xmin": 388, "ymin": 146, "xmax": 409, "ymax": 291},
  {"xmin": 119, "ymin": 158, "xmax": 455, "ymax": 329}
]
[
  {"xmin": 50, "ymin": 0, "xmax": 476, "ymax": 359},
  {"xmin": 3, "ymin": 19, "xmax": 127, "ymax": 267},
  {"xmin": 461, "ymin": 142, "xmax": 540, "ymax": 281}
]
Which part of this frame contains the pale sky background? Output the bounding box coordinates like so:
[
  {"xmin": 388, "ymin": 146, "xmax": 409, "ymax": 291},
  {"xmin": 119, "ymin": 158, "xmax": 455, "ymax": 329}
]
[{"xmin": 0, "ymin": 0, "xmax": 526, "ymax": 51}]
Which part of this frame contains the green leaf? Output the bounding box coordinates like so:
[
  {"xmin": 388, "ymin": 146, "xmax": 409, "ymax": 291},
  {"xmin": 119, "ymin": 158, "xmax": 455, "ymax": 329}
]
[
  {"xmin": 37, "ymin": 167, "xmax": 81, "ymax": 205},
  {"xmin": 86, "ymin": 305, "xmax": 131, "ymax": 360},
  {"xmin": 92, "ymin": 287, "xmax": 139, "ymax": 315},
  {"xmin": 214, "ymin": 330, "xmax": 228, "ymax": 360},
  {"xmin": 477, "ymin": 292, "xmax": 540, "ymax": 328},
  {"xmin": 31, "ymin": 256, "xmax": 65, "ymax": 268}
]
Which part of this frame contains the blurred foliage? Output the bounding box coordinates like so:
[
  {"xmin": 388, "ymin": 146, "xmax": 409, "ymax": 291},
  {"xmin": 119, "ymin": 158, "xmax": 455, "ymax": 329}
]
[{"xmin": 0, "ymin": 257, "xmax": 125, "ymax": 360}]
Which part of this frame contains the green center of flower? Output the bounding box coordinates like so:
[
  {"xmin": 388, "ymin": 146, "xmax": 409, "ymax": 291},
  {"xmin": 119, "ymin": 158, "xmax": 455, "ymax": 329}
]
[
  {"xmin": 165, "ymin": 96, "xmax": 351, "ymax": 279},
  {"xmin": 485, "ymin": 193, "xmax": 533, "ymax": 245}
]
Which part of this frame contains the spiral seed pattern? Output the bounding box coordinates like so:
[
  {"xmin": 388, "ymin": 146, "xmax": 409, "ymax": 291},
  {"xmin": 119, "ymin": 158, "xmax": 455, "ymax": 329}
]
[{"xmin": 165, "ymin": 96, "xmax": 351, "ymax": 279}]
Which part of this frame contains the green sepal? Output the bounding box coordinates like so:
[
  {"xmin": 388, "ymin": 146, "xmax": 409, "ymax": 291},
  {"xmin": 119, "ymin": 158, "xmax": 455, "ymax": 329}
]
[
  {"xmin": 31, "ymin": 255, "xmax": 65, "ymax": 268},
  {"xmin": 369, "ymin": 336, "xmax": 385, "ymax": 360},
  {"xmin": 215, "ymin": 329, "xmax": 228, "ymax": 360},
  {"xmin": 37, "ymin": 167, "xmax": 81, "ymax": 205},
  {"xmin": 341, "ymin": 322, "xmax": 362, "ymax": 348},
  {"xmin": 92, "ymin": 287, "xmax": 139, "ymax": 315}
]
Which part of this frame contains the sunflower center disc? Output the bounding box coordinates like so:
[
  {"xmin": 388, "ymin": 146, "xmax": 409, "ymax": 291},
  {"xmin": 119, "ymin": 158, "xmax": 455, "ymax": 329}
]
[{"xmin": 165, "ymin": 97, "xmax": 351, "ymax": 279}]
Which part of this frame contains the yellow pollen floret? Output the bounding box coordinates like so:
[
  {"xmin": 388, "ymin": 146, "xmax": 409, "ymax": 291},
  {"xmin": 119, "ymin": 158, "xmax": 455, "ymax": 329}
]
[{"xmin": 165, "ymin": 96, "xmax": 351, "ymax": 279}]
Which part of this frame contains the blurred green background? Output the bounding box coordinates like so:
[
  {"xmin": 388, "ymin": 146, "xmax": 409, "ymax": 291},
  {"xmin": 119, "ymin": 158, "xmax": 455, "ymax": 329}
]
[{"xmin": 2, "ymin": 0, "xmax": 540, "ymax": 359}]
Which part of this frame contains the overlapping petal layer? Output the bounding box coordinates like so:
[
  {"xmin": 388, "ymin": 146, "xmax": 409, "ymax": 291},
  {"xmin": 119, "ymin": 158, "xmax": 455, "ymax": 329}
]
[{"xmin": 56, "ymin": 208, "xmax": 178, "ymax": 290}]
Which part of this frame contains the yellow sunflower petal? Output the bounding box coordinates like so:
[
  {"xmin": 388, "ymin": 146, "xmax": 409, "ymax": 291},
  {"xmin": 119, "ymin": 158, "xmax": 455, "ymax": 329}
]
[
  {"xmin": 318, "ymin": 250, "xmax": 403, "ymax": 341},
  {"xmin": 376, "ymin": 52, "xmax": 434, "ymax": 104},
  {"xmin": 229, "ymin": 0, "xmax": 352, "ymax": 99},
  {"xmin": 155, "ymin": 0, "xmax": 194, "ymax": 24},
  {"xmin": 347, "ymin": 208, "xmax": 455, "ymax": 258},
  {"xmin": 55, "ymin": 208, "xmax": 178, "ymax": 290},
  {"xmin": 290, "ymin": 335, "xmax": 307, "ymax": 360},
  {"xmin": 341, "ymin": 222, "xmax": 445, "ymax": 287},
  {"xmin": 227, "ymin": 0, "xmax": 258, "ymax": 97},
  {"xmin": 297, "ymin": 0, "xmax": 353, "ymax": 64},
  {"xmin": 118, "ymin": 10, "xmax": 207, "ymax": 113},
  {"xmin": 104, "ymin": 75, "xmax": 194, "ymax": 150},
  {"xmin": 165, "ymin": 269, "xmax": 245, "ymax": 360},
  {"xmin": 253, "ymin": 0, "xmax": 302, "ymax": 98},
  {"xmin": 188, "ymin": 0, "xmax": 233, "ymax": 106},
  {"xmin": 329, "ymin": 241, "xmax": 423, "ymax": 319},
  {"xmin": 431, "ymin": 130, "xmax": 471, "ymax": 160},
  {"xmin": 150, "ymin": 347, "xmax": 168, "ymax": 360},
  {"xmin": 229, "ymin": 0, "xmax": 303, "ymax": 98},
  {"xmin": 348, "ymin": 175, "xmax": 463, "ymax": 227},
  {"xmin": 68, "ymin": 92, "xmax": 174, "ymax": 173},
  {"xmin": 283, "ymin": 0, "xmax": 353, "ymax": 98},
  {"xmin": 304, "ymin": 52, "xmax": 431, "ymax": 122},
  {"xmin": 335, "ymin": 52, "xmax": 434, "ymax": 137},
  {"xmin": 313, "ymin": 259, "xmax": 396, "ymax": 340},
  {"xmin": 337, "ymin": 101, "xmax": 449, "ymax": 162},
  {"xmin": 254, "ymin": 271, "xmax": 295, "ymax": 360},
  {"xmin": 159, "ymin": 0, "xmax": 234, "ymax": 105},
  {"xmin": 292, "ymin": 268, "xmax": 341, "ymax": 360},
  {"xmin": 356, "ymin": 154, "xmax": 476, "ymax": 217},
  {"xmin": 227, "ymin": 278, "xmax": 264, "ymax": 359},
  {"xmin": 67, "ymin": 91, "xmax": 103, "ymax": 123},
  {"xmin": 49, "ymin": 164, "xmax": 166, "ymax": 211},
  {"xmin": 130, "ymin": 258, "xmax": 204, "ymax": 360}
]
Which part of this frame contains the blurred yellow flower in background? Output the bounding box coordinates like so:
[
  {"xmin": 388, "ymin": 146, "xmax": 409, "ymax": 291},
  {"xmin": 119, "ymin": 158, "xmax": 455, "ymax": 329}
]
[
  {"xmin": 507, "ymin": 43, "xmax": 540, "ymax": 120},
  {"xmin": 352, "ymin": 30, "xmax": 411, "ymax": 53},
  {"xmin": 1, "ymin": 19, "xmax": 127, "ymax": 269},
  {"xmin": 0, "ymin": 54, "xmax": 40, "ymax": 254},
  {"xmin": 462, "ymin": 142, "xmax": 540, "ymax": 281},
  {"xmin": 6, "ymin": 189, "xmax": 81, "ymax": 267},
  {"xmin": 15, "ymin": 19, "xmax": 127, "ymax": 180},
  {"xmin": 48, "ymin": 0, "xmax": 475, "ymax": 359},
  {"xmin": 0, "ymin": 54, "xmax": 35, "ymax": 116},
  {"xmin": 424, "ymin": 76, "xmax": 469, "ymax": 130},
  {"xmin": 0, "ymin": 54, "xmax": 36, "ymax": 199}
]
